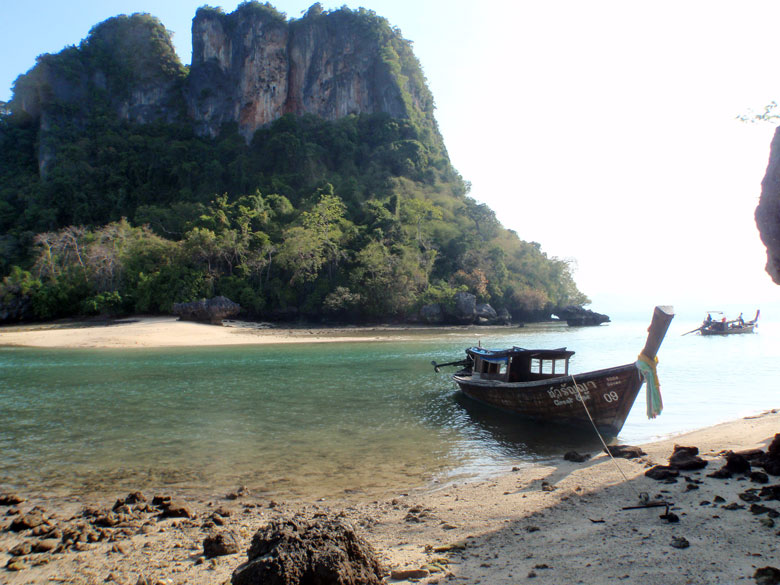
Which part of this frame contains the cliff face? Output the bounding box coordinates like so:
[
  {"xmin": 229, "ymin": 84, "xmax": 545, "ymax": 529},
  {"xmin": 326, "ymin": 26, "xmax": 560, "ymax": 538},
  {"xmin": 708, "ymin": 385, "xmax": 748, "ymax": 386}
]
[
  {"xmin": 10, "ymin": 3, "xmax": 437, "ymax": 152},
  {"xmin": 186, "ymin": 5, "xmax": 415, "ymax": 140},
  {"xmin": 187, "ymin": 6, "xmax": 290, "ymax": 139},
  {"xmin": 757, "ymin": 127, "xmax": 780, "ymax": 284},
  {"xmin": 286, "ymin": 10, "xmax": 411, "ymax": 121}
]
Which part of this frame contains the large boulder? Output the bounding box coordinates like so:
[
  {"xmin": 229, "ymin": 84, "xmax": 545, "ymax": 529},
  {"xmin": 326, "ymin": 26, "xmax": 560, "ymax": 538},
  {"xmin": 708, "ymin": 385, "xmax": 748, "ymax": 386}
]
[
  {"xmin": 764, "ymin": 433, "xmax": 780, "ymax": 475},
  {"xmin": 172, "ymin": 296, "xmax": 240, "ymax": 325},
  {"xmin": 757, "ymin": 127, "xmax": 780, "ymax": 284},
  {"xmin": 496, "ymin": 307, "xmax": 512, "ymax": 325},
  {"xmin": 451, "ymin": 291, "xmax": 476, "ymax": 323},
  {"xmin": 419, "ymin": 303, "xmax": 444, "ymax": 324},
  {"xmin": 232, "ymin": 516, "xmax": 385, "ymax": 585},
  {"xmin": 475, "ymin": 303, "xmax": 498, "ymax": 324}
]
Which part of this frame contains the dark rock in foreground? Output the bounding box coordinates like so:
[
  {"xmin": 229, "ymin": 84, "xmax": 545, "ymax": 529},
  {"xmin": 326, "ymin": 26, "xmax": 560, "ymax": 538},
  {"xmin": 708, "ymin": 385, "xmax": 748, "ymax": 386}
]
[
  {"xmin": 232, "ymin": 516, "xmax": 384, "ymax": 585},
  {"xmin": 760, "ymin": 485, "xmax": 780, "ymax": 500},
  {"xmin": 646, "ymin": 465, "xmax": 680, "ymax": 481},
  {"xmin": 204, "ymin": 529, "xmax": 241, "ymax": 558},
  {"xmin": 158, "ymin": 499, "xmax": 194, "ymax": 519},
  {"xmin": 754, "ymin": 566, "xmax": 780, "ymax": 585},
  {"xmin": 669, "ymin": 445, "xmax": 708, "ymax": 470},
  {"xmin": 173, "ymin": 296, "xmax": 240, "ymax": 325},
  {"xmin": 604, "ymin": 444, "xmax": 645, "ymax": 459},
  {"xmin": 725, "ymin": 452, "xmax": 752, "ymax": 474},
  {"xmin": 751, "ymin": 471, "xmax": 770, "ymax": 484},
  {"xmin": 564, "ymin": 451, "xmax": 591, "ymax": 463},
  {"xmin": 708, "ymin": 467, "xmax": 733, "ymax": 479},
  {"xmin": 769, "ymin": 434, "xmax": 780, "ymax": 458},
  {"xmin": 0, "ymin": 493, "xmax": 25, "ymax": 506}
]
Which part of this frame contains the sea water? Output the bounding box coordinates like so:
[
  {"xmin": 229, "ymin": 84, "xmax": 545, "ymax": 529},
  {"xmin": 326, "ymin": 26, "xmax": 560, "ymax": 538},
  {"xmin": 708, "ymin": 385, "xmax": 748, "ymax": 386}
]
[{"xmin": 1, "ymin": 312, "xmax": 778, "ymax": 500}]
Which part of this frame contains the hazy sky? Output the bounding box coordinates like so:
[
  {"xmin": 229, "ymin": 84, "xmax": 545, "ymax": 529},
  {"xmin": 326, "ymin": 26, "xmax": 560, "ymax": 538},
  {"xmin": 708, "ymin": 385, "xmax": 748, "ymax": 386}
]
[{"xmin": 2, "ymin": 0, "xmax": 780, "ymax": 317}]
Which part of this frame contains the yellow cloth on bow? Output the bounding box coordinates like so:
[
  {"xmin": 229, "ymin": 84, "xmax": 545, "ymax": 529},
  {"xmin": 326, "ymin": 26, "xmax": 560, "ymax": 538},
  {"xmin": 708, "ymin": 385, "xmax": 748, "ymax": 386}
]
[{"xmin": 636, "ymin": 353, "xmax": 663, "ymax": 419}]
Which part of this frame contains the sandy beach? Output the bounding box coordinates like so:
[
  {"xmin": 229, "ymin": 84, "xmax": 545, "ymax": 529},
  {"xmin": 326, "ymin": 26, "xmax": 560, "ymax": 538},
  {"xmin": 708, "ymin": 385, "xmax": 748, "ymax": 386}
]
[
  {"xmin": 0, "ymin": 316, "xmax": 477, "ymax": 348},
  {"xmin": 1, "ymin": 318, "xmax": 778, "ymax": 584}
]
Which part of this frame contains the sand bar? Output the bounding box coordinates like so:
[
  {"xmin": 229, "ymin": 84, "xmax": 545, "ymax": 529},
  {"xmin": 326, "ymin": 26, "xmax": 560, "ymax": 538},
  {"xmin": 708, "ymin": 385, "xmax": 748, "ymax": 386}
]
[{"xmin": 0, "ymin": 316, "xmax": 490, "ymax": 348}]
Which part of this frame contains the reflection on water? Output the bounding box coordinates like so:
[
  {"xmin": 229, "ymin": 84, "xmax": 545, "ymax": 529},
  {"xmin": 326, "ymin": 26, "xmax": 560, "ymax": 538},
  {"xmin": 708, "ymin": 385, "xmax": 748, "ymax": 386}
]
[
  {"xmin": 452, "ymin": 393, "xmax": 604, "ymax": 458},
  {"xmin": 1, "ymin": 316, "xmax": 778, "ymax": 499}
]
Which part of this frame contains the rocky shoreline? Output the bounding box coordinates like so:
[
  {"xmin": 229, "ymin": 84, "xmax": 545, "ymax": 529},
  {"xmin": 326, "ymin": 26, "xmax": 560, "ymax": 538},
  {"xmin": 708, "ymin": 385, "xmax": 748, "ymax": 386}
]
[{"xmin": 2, "ymin": 411, "xmax": 779, "ymax": 585}]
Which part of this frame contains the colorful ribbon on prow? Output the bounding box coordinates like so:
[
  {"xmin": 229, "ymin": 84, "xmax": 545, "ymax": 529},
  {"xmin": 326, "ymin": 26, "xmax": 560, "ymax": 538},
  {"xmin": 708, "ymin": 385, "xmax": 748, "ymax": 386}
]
[{"xmin": 636, "ymin": 353, "xmax": 663, "ymax": 419}]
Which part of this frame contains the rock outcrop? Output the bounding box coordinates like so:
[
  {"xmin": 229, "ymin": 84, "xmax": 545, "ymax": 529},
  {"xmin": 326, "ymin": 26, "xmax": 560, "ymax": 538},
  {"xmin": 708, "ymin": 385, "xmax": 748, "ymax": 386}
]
[
  {"xmin": 172, "ymin": 296, "xmax": 240, "ymax": 324},
  {"xmin": 757, "ymin": 127, "xmax": 780, "ymax": 284},
  {"xmin": 419, "ymin": 303, "xmax": 444, "ymax": 324},
  {"xmin": 451, "ymin": 291, "xmax": 477, "ymax": 324},
  {"xmin": 475, "ymin": 303, "xmax": 498, "ymax": 324},
  {"xmin": 555, "ymin": 306, "xmax": 610, "ymax": 326},
  {"xmin": 232, "ymin": 516, "xmax": 385, "ymax": 585},
  {"xmin": 418, "ymin": 295, "xmax": 509, "ymax": 325}
]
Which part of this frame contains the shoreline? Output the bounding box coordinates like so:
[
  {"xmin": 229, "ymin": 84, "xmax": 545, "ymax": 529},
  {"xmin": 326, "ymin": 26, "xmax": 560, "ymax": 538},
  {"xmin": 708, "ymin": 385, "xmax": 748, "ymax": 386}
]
[
  {"xmin": 0, "ymin": 315, "xmax": 539, "ymax": 349},
  {"xmin": 2, "ymin": 410, "xmax": 778, "ymax": 583}
]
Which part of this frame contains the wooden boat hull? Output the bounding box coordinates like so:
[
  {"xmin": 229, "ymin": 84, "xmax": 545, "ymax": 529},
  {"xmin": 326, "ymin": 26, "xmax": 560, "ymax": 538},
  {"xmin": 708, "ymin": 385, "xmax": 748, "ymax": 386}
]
[
  {"xmin": 453, "ymin": 363, "xmax": 642, "ymax": 436},
  {"xmin": 700, "ymin": 324, "xmax": 755, "ymax": 336}
]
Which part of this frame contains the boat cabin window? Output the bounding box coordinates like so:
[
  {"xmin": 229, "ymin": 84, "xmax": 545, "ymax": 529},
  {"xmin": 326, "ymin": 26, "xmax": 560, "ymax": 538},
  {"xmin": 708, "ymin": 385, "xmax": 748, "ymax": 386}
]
[
  {"xmin": 530, "ymin": 358, "xmax": 569, "ymax": 376},
  {"xmin": 477, "ymin": 360, "xmax": 506, "ymax": 376}
]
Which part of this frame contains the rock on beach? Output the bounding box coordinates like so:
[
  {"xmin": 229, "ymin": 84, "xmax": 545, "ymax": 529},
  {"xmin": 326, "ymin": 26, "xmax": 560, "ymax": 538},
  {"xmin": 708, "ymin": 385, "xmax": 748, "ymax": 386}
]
[{"xmin": 232, "ymin": 516, "xmax": 385, "ymax": 585}]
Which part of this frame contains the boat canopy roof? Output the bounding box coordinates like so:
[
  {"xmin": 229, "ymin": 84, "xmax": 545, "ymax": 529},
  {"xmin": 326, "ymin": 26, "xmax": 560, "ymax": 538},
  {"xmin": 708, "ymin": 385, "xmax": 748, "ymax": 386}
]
[{"xmin": 466, "ymin": 346, "xmax": 575, "ymax": 363}]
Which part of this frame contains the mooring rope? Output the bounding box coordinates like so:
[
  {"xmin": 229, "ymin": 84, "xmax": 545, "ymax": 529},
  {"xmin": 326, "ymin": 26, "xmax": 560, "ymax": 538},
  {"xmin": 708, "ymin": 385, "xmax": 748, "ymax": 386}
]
[{"xmin": 570, "ymin": 374, "xmax": 643, "ymax": 501}]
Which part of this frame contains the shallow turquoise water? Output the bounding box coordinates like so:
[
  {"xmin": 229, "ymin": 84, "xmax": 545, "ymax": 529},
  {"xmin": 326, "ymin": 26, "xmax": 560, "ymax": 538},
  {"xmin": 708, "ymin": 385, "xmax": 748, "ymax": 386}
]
[{"xmin": 1, "ymin": 314, "xmax": 777, "ymax": 499}]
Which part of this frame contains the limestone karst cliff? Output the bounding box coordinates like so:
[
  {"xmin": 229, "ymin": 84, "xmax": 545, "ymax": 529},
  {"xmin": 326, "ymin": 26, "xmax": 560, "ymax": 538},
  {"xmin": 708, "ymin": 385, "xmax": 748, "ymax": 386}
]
[
  {"xmin": 9, "ymin": 3, "xmax": 441, "ymax": 154},
  {"xmin": 188, "ymin": 4, "xmax": 430, "ymax": 140},
  {"xmin": 0, "ymin": 3, "xmax": 591, "ymax": 324},
  {"xmin": 757, "ymin": 127, "xmax": 780, "ymax": 284}
]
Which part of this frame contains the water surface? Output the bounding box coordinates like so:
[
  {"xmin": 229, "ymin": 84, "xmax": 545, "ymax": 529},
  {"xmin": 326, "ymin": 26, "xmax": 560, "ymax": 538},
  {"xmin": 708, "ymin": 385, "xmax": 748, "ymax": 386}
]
[{"xmin": 1, "ymin": 315, "xmax": 777, "ymax": 499}]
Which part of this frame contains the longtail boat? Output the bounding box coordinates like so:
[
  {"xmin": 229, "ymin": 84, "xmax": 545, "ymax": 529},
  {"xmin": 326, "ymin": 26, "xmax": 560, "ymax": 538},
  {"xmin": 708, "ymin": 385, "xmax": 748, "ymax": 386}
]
[
  {"xmin": 432, "ymin": 306, "xmax": 674, "ymax": 436},
  {"xmin": 697, "ymin": 310, "xmax": 759, "ymax": 336}
]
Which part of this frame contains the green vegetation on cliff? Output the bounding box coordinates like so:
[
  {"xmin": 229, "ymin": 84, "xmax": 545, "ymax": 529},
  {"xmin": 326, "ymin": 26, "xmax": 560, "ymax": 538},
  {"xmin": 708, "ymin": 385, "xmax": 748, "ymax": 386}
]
[{"xmin": 0, "ymin": 4, "xmax": 587, "ymax": 323}]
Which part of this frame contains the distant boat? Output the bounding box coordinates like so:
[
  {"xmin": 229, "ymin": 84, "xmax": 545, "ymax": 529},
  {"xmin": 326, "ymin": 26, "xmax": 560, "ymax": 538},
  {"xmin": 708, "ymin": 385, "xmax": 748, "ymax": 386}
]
[
  {"xmin": 432, "ymin": 306, "xmax": 674, "ymax": 436},
  {"xmin": 684, "ymin": 310, "xmax": 759, "ymax": 336}
]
